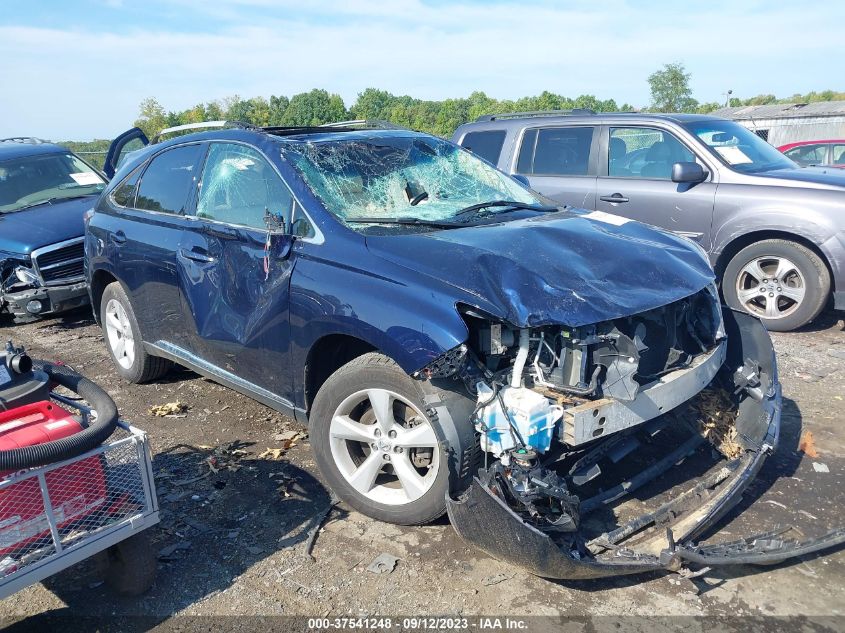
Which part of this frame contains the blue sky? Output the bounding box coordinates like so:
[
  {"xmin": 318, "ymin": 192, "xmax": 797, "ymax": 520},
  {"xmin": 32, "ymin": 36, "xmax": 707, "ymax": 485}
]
[{"xmin": 0, "ymin": 0, "xmax": 839, "ymax": 140}]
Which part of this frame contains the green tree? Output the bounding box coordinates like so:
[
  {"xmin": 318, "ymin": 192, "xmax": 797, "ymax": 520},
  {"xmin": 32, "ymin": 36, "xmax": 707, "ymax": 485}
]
[
  {"xmin": 351, "ymin": 88, "xmax": 395, "ymax": 120},
  {"xmin": 647, "ymin": 63, "xmax": 699, "ymax": 113},
  {"xmin": 134, "ymin": 97, "xmax": 168, "ymax": 139},
  {"xmin": 280, "ymin": 89, "xmax": 347, "ymax": 126},
  {"xmin": 268, "ymin": 95, "xmax": 290, "ymax": 126},
  {"xmin": 697, "ymin": 102, "xmax": 721, "ymax": 114}
]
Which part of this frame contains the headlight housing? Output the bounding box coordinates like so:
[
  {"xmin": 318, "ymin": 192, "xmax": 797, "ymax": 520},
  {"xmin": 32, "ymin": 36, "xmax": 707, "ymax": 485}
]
[
  {"xmin": 14, "ymin": 266, "xmax": 40, "ymax": 287},
  {"xmin": 14, "ymin": 266, "xmax": 41, "ymax": 286},
  {"xmin": 705, "ymin": 281, "xmax": 726, "ymax": 340}
]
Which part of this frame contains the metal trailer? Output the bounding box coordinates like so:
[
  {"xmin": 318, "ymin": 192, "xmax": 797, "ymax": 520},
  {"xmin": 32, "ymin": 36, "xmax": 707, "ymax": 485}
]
[{"xmin": 0, "ymin": 395, "xmax": 159, "ymax": 599}]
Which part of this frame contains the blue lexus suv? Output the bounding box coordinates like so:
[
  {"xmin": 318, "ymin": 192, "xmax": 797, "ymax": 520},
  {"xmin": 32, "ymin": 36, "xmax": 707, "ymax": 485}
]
[
  {"xmin": 86, "ymin": 121, "xmax": 842, "ymax": 578},
  {"xmin": 0, "ymin": 138, "xmax": 105, "ymax": 322}
]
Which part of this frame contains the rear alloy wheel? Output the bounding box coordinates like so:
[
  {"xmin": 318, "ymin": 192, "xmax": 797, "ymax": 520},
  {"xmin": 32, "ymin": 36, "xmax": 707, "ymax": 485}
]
[
  {"xmin": 100, "ymin": 282, "xmax": 172, "ymax": 383},
  {"xmin": 723, "ymin": 239, "xmax": 830, "ymax": 332},
  {"xmin": 104, "ymin": 298, "xmax": 136, "ymax": 370},
  {"xmin": 310, "ymin": 352, "xmax": 477, "ymax": 525}
]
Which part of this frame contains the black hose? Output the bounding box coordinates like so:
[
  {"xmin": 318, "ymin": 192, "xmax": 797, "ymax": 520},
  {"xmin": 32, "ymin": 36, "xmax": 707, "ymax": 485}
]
[{"xmin": 0, "ymin": 362, "xmax": 119, "ymax": 471}]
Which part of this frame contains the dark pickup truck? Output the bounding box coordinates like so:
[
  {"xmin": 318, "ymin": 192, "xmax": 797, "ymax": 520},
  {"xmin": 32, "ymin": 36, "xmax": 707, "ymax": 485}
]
[{"xmin": 0, "ymin": 138, "xmax": 104, "ymax": 322}]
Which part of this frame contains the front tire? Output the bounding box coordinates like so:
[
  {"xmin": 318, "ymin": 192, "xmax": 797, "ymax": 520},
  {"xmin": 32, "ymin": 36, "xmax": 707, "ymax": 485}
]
[
  {"xmin": 100, "ymin": 282, "xmax": 171, "ymax": 383},
  {"xmin": 722, "ymin": 239, "xmax": 830, "ymax": 332},
  {"xmin": 310, "ymin": 352, "xmax": 478, "ymax": 525}
]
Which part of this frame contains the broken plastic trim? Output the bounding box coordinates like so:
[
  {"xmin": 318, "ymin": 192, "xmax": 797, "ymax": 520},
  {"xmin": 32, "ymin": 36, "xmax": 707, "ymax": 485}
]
[
  {"xmin": 446, "ymin": 309, "xmax": 845, "ymax": 578},
  {"xmin": 415, "ymin": 344, "xmax": 469, "ymax": 379}
]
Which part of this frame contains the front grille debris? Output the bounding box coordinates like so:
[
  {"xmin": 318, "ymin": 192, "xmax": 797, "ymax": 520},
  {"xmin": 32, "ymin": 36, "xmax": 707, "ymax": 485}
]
[{"xmin": 694, "ymin": 388, "xmax": 743, "ymax": 459}]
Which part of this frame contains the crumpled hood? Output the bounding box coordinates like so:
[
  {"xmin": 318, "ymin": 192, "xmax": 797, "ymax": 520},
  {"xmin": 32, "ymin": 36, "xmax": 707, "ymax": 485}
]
[
  {"xmin": 0, "ymin": 196, "xmax": 91, "ymax": 256},
  {"xmin": 365, "ymin": 211, "xmax": 715, "ymax": 327}
]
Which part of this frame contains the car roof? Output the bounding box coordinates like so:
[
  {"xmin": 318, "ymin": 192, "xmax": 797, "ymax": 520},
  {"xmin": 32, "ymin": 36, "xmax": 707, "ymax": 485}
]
[
  {"xmin": 455, "ymin": 112, "xmax": 725, "ymax": 134},
  {"xmin": 112, "ymin": 126, "xmax": 438, "ymax": 181},
  {"xmin": 131, "ymin": 127, "xmax": 435, "ymax": 164},
  {"xmin": 0, "ymin": 140, "xmax": 69, "ymax": 161},
  {"xmin": 152, "ymin": 126, "xmax": 431, "ymax": 147}
]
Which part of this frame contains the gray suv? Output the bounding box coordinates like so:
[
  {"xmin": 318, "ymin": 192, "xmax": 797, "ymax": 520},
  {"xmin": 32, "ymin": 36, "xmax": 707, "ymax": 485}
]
[{"xmin": 453, "ymin": 111, "xmax": 845, "ymax": 331}]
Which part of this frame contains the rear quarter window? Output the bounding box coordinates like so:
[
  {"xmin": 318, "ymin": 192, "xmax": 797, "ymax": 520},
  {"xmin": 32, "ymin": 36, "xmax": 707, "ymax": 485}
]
[{"xmin": 460, "ymin": 130, "xmax": 506, "ymax": 165}]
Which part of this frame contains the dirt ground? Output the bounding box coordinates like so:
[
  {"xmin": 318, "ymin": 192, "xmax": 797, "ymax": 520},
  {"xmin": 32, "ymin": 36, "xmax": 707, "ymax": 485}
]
[{"xmin": 0, "ymin": 306, "xmax": 843, "ymax": 627}]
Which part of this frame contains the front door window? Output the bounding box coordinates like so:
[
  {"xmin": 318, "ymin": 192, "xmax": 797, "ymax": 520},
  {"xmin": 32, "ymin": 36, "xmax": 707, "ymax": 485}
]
[
  {"xmin": 197, "ymin": 143, "xmax": 293, "ymax": 230},
  {"xmin": 608, "ymin": 127, "xmax": 695, "ymax": 179}
]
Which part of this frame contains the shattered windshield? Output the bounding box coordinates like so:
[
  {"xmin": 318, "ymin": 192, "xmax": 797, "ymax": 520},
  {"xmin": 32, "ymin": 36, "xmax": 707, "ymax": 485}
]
[
  {"xmin": 280, "ymin": 135, "xmax": 540, "ymax": 226},
  {"xmin": 0, "ymin": 152, "xmax": 105, "ymax": 213}
]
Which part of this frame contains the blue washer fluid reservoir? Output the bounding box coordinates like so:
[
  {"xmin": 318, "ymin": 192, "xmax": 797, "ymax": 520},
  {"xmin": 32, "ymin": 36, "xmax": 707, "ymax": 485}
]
[{"xmin": 475, "ymin": 383, "xmax": 563, "ymax": 457}]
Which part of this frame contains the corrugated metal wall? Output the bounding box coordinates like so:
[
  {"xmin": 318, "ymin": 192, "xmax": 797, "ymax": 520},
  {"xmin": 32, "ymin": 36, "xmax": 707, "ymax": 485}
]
[{"xmin": 735, "ymin": 117, "xmax": 845, "ymax": 146}]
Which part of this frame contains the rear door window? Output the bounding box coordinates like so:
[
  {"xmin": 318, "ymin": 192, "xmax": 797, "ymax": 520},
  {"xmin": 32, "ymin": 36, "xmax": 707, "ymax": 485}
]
[
  {"xmin": 516, "ymin": 127, "xmax": 594, "ymax": 176},
  {"xmin": 460, "ymin": 130, "xmax": 506, "ymax": 165},
  {"xmin": 833, "ymin": 144, "xmax": 845, "ymax": 166},
  {"xmin": 135, "ymin": 144, "xmax": 204, "ymax": 214}
]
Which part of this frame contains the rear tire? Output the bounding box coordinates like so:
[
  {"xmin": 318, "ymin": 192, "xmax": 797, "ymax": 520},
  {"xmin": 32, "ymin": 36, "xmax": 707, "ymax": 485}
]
[
  {"xmin": 722, "ymin": 239, "xmax": 829, "ymax": 332},
  {"xmin": 310, "ymin": 352, "xmax": 478, "ymax": 525},
  {"xmin": 100, "ymin": 282, "xmax": 171, "ymax": 383}
]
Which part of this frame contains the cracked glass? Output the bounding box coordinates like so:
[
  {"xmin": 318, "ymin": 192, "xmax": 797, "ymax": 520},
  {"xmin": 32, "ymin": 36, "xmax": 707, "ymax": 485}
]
[
  {"xmin": 280, "ymin": 134, "xmax": 537, "ymax": 225},
  {"xmin": 197, "ymin": 143, "xmax": 293, "ymax": 230}
]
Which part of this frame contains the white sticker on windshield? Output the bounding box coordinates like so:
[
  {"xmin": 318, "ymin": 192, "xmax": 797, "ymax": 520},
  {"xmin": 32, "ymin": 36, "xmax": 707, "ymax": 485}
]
[
  {"xmin": 714, "ymin": 145, "xmax": 752, "ymax": 165},
  {"xmin": 583, "ymin": 210, "xmax": 630, "ymax": 226},
  {"xmin": 70, "ymin": 172, "xmax": 103, "ymax": 186}
]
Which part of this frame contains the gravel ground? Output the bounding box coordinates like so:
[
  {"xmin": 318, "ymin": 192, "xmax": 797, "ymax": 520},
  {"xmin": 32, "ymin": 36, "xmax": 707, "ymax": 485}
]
[{"xmin": 0, "ymin": 307, "xmax": 843, "ymax": 627}]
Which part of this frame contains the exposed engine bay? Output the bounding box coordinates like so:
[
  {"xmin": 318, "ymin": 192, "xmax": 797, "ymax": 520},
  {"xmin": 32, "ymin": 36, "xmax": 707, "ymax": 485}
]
[{"xmin": 419, "ymin": 287, "xmax": 845, "ymax": 578}]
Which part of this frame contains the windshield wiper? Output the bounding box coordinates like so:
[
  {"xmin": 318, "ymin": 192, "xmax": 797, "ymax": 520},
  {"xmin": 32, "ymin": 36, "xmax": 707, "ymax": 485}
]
[
  {"xmin": 345, "ymin": 217, "xmax": 458, "ymax": 229},
  {"xmin": 451, "ymin": 200, "xmax": 558, "ymax": 221},
  {"xmin": 14, "ymin": 194, "xmax": 93, "ymax": 212}
]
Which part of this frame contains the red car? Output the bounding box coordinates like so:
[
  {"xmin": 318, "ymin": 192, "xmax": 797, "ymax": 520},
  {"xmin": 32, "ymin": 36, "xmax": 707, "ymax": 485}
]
[{"xmin": 778, "ymin": 139, "xmax": 845, "ymax": 168}]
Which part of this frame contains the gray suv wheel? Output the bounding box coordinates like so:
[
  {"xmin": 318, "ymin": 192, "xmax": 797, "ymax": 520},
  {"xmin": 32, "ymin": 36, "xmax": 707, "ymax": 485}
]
[{"xmin": 723, "ymin": 239, "xmax": 830, "ymax": 331}]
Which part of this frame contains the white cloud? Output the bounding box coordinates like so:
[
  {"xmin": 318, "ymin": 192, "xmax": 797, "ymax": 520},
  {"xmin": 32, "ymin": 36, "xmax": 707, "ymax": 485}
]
[{"xmin": 0, "ymin": 1, "xmax": 839, "ymax": 139}]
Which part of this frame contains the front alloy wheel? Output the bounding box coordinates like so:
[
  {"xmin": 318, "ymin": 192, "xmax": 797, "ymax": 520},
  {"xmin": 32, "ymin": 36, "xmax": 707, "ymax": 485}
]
[
  {"xmin": 735, "ymin": 255, "xmax": 806, "ymax": 320},
  {"xmin": 723, "ymin": 239, "xmax": 830, "ymax": 332},
  {"xmin": 310, "ymin": 352, "xmax": 478, "ymax": 525},
  {"xmin": 330, "ymin": 388, "xmax": 440, "ymax": 505}
]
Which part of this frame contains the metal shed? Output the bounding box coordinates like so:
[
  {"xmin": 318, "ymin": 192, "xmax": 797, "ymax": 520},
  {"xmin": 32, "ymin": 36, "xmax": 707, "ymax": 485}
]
[{"xmin": 712, "ymin": 101, "xmax": 845, "ymax": 147}]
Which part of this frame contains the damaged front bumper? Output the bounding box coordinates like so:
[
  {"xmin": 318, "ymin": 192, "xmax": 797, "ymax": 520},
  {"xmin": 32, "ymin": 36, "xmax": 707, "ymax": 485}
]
[
  {"xmin": 1, "ymin": 281, "xmax": 89, "ymax": 322},
  {"xmin": 447, "ymin": 308, "xmax": 845, "ymax": 578}
]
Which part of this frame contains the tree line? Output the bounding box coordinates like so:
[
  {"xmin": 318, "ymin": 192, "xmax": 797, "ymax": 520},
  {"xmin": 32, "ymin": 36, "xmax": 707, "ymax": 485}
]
[{"xmin": 63, "ymin": 63, "xmax": 844, "ymax": 169}]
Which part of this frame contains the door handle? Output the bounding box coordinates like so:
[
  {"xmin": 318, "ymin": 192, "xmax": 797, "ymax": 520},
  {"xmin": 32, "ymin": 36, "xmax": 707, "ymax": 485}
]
[
  {"xmin": 110, "ymin": 231, "xmax": 127, "ymax": 245},
  {"xmin": 178, "ymin": 248, "xmax": 216, "ymax": 264},
  {"xmin": 599, "ymin": 193, "xmax": 629, "ymax": 204}
]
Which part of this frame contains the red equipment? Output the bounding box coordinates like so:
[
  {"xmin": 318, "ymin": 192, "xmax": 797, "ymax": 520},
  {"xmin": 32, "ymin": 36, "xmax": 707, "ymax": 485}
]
[{"xmin": 0, "ymin": 402, "xmax": 108, "ymax": 558}]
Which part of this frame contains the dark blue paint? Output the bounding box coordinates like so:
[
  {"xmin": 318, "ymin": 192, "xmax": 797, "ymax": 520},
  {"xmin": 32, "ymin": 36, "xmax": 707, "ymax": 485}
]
[
  {"xmin": 0, "ymin": 195, "xmax": 92, "ymax": 256},
  {"xmin": 88, "ymin": 128, "xmax": 714, "ymax": 420}
]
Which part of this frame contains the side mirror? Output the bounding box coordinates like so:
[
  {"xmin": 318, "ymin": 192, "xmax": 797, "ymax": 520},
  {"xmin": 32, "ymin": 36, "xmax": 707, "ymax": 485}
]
[
  {"xmin": 671, "ymin": 162, "xmax": 708, "ymax": 184},
  {"xmin": 511, "ymin": 174, "xmax": 530, "ymax": 187}
]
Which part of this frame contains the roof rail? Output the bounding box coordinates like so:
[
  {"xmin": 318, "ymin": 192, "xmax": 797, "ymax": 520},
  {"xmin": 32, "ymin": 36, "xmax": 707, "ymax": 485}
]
[
  {"xmin": 474, "ymin": 109, "xmax": 597, "ymax": 122},
  {"xmin": 0, "ymin": 136, "xmax": 52, "ymax": 145},
  {"xmin": 152, "ymin": 120, "xmax": 258, "ymax": 143}
]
